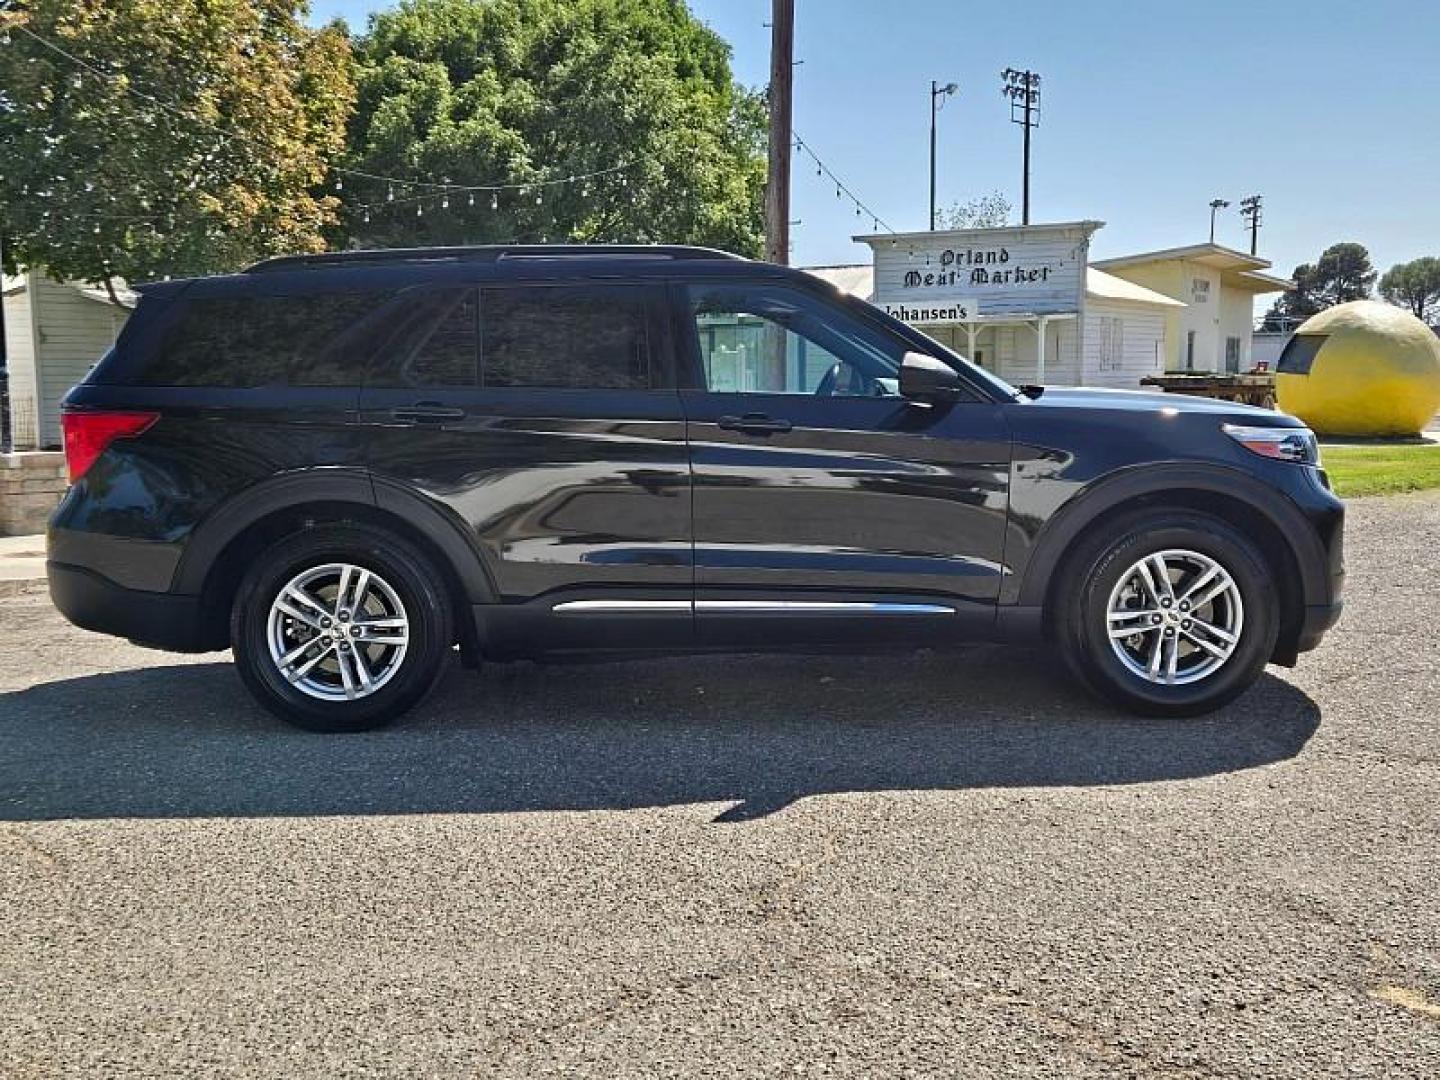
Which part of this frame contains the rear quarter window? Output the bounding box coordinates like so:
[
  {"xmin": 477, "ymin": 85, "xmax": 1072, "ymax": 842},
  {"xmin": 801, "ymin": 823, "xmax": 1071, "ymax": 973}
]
[{"xmin": 141, "ymin": 290, "xmax": 390, "ymax": 387}]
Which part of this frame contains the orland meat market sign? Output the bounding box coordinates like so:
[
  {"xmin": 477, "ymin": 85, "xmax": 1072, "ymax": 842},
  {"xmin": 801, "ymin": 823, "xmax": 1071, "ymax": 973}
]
[{"xmin": 855, "ymin": 220, "xmax": 1102, "ymax": 325}]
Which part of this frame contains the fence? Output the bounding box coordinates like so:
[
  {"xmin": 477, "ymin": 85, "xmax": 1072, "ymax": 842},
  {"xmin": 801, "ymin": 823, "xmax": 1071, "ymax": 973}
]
[{"xmin": 0, "ymin": 373, "xmax": 39, "ymax": 452}]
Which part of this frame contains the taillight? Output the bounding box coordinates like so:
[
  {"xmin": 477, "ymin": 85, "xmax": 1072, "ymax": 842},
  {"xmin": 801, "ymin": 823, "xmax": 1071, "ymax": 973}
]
[{"xmin": 61, "ymin": 410, "xmax": 160, "ymax": 483}]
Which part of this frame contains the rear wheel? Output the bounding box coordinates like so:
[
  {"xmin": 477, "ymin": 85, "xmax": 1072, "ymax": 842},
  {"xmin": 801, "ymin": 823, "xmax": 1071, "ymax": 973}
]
[
  {"xmin": 231, "ymin": 524, "xmax": 453, "ymax": 732},
  {"xmin": 1057, "ymin": 511, "xmax": 1278, "ymax": 716}
]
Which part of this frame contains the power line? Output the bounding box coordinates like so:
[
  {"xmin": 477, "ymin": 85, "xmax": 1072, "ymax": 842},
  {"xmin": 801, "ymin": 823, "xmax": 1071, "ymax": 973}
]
[
  {"xmin": 793, "ymin": 133, "xmax": 894, "ymax": 233},
  {"xmin": 3, "ymin": 19, "xmax": 647, "ymax": 198}
]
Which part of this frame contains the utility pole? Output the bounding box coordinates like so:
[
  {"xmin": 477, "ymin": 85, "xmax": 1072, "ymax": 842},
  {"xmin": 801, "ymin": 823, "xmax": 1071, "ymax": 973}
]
[
  {"xmin": 1208, "ymin": 198, "xmax": 1230, "ymax": 244},
  {"xmin": 1002, "ymin": 69, "xmax": 1041, "ymax": 225},
  {"xmin": 764, "ymin": 0, "xmax": 794, "ymax": 266},
  {"xmin": 1239, "ymin": 195, "xmax": 1263, "ymax": 256},
  {"xmin": 929, "ymin": 81, "xmax": 958, "ymax": 230}
]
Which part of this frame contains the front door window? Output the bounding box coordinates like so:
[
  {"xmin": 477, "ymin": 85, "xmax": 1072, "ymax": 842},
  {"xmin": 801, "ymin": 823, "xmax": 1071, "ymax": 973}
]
[{"xmin": 687, "ymin": 284, "xmax": 902, "ymax": 398}]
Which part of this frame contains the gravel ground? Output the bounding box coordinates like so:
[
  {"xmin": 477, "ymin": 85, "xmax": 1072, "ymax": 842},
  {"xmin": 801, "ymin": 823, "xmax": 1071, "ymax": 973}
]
[{"xmin": 1, "ymin": 494, "xmax": 1437, "ymax": 1078}]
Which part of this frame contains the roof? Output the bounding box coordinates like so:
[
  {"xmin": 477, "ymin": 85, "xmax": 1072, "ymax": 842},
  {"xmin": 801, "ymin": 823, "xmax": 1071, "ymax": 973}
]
[
  {"xmin": 803, "ymin": 263, "xmax": 873, "ymax": 300},
  {"xmin": 853, "ymin": 220, "xmax": 1105, "ymax": 246},
  {"xmin": 1085, "ymin": 268, "xmax": 1186, "ymax": 307},
  {"xmin": 1091, "ymin": 242, "xmax": 1274, "ymax": 274},
  {"xmin": 1091, "ymin": 244, "xmax": 1291, "ymax": 295},
  {"xmin": 804, "ymin": 263, "xmax": 1185, "ymax": 311},
  {"xmin": 246, "ymin": 244, "xmax": 744, "ymax": 274}
]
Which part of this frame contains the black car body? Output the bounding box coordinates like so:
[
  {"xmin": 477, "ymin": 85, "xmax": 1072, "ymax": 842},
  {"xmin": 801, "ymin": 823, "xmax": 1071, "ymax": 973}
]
[{"xmin": 48, "ymin": 245, "xmax": 1344, "ymax": 730}]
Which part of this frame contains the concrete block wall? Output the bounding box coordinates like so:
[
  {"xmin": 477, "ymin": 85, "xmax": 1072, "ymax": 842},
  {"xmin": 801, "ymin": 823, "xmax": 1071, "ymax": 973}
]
[{"xmin": 0, "ymin": 452, "xmax": 67, "ymax": 536}]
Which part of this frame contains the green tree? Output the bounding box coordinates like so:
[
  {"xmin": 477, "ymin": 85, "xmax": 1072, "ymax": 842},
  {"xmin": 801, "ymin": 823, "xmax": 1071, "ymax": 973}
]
[
  {"xmin": 1379, "ymin": 256, "xmax": 1440, "ymax": 323},
  {"xmin": 1263, "ymin": 242, "xmax": 1376, "ymax": 330},
  {"xmin": 338, "ymin": 0, "xmax": 766, "ymax": 255},
  {"xmin": 938, "ymin": 191, "xmax": 1012, "ymax": 230},
  {"xmin": 0, "ymin": 0, "xmax": 355, "ymax": 288}
]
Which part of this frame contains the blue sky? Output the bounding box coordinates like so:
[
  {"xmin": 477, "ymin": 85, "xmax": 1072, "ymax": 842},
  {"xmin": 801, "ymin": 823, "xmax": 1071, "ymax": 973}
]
[{"xmin": 311, "ymin": 0, "xmax": 1438, "ymax": 283}]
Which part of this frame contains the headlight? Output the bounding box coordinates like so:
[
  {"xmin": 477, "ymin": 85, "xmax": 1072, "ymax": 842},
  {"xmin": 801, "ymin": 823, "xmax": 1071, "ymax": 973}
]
[{"xmin": 1221, "ymin": 423, "xmax": 1320, "ymax": 465}]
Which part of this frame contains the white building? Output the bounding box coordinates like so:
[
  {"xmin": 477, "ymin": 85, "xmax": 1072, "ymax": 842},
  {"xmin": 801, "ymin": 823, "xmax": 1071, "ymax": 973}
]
[
  {"xmin": 1091, "ymin": 244, "xmax": 1291, "ymax": 374},
  {"xmin": 808, "ymin": 222, "xmax": 1288, "ymax": 390},
  {"xmin": 2, "ymin": 273, "xmax": 134, "ymax": 449}
]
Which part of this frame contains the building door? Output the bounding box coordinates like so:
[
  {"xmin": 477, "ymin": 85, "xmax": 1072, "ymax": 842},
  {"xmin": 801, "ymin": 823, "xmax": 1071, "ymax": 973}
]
[
  {"xmin": 1225, "ymin": 336, "xmax": 1241, "ymax": 373},
  {"xmin": 1185, "ymin": 330, "xmax": 1197, "ymax": 371},
  {"xmin": 675, "ymin": 280, "xmax": 1012, "ymax": 647}
]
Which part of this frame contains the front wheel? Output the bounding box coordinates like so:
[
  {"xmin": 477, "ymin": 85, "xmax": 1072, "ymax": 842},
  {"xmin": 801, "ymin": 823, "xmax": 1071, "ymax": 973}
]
[
  {"xmin": 231, "ymin": 524, "xmax": 454, "ymax": 732},
  {"xmin": 1057, "ymin": 511, "xmax": 1279, "ymax": 717}
]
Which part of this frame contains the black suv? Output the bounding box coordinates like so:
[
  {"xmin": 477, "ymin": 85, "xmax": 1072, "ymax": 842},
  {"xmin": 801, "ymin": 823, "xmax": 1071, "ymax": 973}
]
[{"xmin": 49, "ymin": 245, "xmax": 1344, "ymax": 731}]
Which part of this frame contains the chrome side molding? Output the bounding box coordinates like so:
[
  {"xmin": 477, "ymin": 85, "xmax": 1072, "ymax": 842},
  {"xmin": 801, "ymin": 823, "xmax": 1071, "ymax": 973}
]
[
  {"xmin": 552, "ymin": 599, "xmax": 955, "ymax": 615},
  {"xmin": 551, "ymin": 600, "xmax": 693, "ymax": 613}
]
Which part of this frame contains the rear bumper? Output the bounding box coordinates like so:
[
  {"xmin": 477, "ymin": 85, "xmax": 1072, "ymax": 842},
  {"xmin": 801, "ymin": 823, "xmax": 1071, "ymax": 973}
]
[{"xmin": 48, "ymin": 560, "xmax": 209, "ymax": 652}]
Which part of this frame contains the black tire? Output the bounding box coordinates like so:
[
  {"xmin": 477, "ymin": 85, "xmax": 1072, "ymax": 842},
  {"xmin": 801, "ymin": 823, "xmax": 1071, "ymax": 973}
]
[
  {"xmin": 231, "ymin": 524, "xmax": 453, "ymax": 732},
  {"xmin": 1056, "ymin": 510, "xmax": 1278, "ymax": 717}
]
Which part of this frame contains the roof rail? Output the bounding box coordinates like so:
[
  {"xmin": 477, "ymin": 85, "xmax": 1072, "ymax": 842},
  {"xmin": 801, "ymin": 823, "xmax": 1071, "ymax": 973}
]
[{"xmin": 244, "ymin": 244, "xmax": 746, "ymax": 274}]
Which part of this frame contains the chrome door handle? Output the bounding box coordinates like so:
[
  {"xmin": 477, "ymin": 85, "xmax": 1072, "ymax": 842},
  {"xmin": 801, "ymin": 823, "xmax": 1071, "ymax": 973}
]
[
  {"xmin": 390, "ymin": 405, "xmax": 466, "ymax": 424},
  {"xmin": 717, "ymin": 413, "xmax": 793, "ymax": 435}
]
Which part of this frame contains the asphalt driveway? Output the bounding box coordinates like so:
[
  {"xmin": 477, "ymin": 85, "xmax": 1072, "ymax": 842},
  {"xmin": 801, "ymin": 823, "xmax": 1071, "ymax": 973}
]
[{"xmin": 1, "ymin": 494, "xmax": 1437, "ymax": 1077}]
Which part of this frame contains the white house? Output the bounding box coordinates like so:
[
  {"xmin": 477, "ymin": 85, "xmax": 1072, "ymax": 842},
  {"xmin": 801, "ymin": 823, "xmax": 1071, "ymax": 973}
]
[
  {"xmin": 2, "ymin": 273, "xmax": 135, "ymax": 450},
  {"xmin": 807, "ymin": 223, "xmax": 1289, "ymax": 390},
  {"xmin": 1090, "ymin": 243, "xmax": 1290, "ymax": 374},
  {"xmin": 809, "ymin": 221, "xmax": 1184, "ymax": 389}
]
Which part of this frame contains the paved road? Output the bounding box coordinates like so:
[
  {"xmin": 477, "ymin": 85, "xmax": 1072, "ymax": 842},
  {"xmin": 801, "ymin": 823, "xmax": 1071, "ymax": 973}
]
[{"xmin": 1, "ymin": 495, "xmax": 1437, "ymax": 1078}]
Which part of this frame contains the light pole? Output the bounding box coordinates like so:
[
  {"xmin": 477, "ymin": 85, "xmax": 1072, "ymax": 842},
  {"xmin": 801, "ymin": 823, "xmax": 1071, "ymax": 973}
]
[
  {"xmin": 1208, "ymin": 198, "xmax": 1230, "ymax": 243},
  {"xmin": 1001, "ymin": 68, "xmax": 1041, "ymax": 225},
  {"xmin": 1239, "ymin": 195, "xmax": 1263, "ymax": 256},
  {"xmin": 929, "ymin": 80, "xmax": 958, "ymax": 230}
]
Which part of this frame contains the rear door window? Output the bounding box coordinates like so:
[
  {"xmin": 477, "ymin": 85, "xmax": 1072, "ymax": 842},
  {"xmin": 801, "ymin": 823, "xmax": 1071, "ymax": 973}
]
[
  {"xmin": 481, "ymin": 285, "xmax": 652, "ymax": 390},
  {"xmin": 143, "ymin": 290, "xmax": 388, "ymax": 387}
]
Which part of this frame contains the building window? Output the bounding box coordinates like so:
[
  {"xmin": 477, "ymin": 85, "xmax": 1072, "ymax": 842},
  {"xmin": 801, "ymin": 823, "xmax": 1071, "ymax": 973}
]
[
  {"xmin": 1225, "ymin": 335, "xmax": 1242, "ymax": 373},
  {"xmin": 1185, "ymin": 330, "xmax": 1197, "ymax": 371},
  {"xmin": 1098, "ymin": 317, "xmax": 1124, "ymax": 372}
]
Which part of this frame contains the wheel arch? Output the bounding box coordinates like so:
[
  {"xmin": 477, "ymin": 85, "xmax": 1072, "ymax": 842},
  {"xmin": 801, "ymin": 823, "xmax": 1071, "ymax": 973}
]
[
  {"xmin": 174, "ymin": 470, "xmax": 495, "ymax": 651},
  {"xmin": 1022, "ymin": 464, "xmax": 1323, "ymax": 663}
]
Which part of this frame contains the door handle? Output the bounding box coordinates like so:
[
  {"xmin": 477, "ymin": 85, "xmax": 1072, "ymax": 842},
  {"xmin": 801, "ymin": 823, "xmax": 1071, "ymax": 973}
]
[
  {"xmin": 717, "ymin": 413, "xmax": 793, "ymax": 435},
  {"xmin": 389, "ymin": 404, "xmax": 466, "ymax": 424}
]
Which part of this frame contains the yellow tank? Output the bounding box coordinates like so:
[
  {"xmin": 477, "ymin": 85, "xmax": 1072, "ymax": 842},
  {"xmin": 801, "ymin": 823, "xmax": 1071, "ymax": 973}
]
[{"xmin": 1275, "ymin": 300, "xmax": 1440, "ymax": 436}]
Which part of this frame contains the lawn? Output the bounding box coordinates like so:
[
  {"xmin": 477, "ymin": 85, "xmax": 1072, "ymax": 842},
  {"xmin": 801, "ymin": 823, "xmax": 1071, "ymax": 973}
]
[{"xmin": 1321, "ymin": 443, "xmax": 1440, "ymax": 497}]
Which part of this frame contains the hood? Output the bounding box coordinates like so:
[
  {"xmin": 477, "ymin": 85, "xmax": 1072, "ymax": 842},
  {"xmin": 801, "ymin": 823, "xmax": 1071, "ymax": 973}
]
[{"xmin": 1022, "ymin": 386, "xmax": 1305, "ymax": 426}]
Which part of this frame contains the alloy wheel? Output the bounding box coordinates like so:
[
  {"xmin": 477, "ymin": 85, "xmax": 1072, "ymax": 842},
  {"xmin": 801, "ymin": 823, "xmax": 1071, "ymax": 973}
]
[
  {"xmin": 266, "ymin": 563, "xmax": 410, "ymax": 701},
  {"xmin": 1104, "ymin": 548, "xmax": 1245, "ymax": 686}
]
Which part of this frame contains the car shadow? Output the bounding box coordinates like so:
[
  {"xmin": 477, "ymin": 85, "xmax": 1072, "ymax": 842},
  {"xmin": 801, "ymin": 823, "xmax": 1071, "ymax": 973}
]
[{"xmin": 0, "ymin": 647, "xmax": 1320, "ymax": 823}]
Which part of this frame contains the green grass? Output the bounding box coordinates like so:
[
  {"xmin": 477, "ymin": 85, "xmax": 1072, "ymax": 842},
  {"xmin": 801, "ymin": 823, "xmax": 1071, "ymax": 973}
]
[{"xmin": 1320, "ymin": 443, "xmax": 1440, "ymax": 497}]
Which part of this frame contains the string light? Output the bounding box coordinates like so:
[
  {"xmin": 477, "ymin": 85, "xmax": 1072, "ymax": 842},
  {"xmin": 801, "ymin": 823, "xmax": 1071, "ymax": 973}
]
[
  {"xmin": 793, "ymin": 133, "xmax": 895, "ymax": 233},
  {"xmin": 3, "ymin": 18, "xmax": 647, "ymax": 211}
]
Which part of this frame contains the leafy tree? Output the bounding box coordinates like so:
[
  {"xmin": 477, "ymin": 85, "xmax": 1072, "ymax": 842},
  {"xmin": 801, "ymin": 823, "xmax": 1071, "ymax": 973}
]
[
  {"xmin": 1262, "ymin": 242, "xmax": 1376, "ymax": 330},
  {"xmin": 338, "ymin": 0, "xmax": 766, "ymax": 255},
  {"xmin": 1379, "ymin": 256, "xmax": 1440, "ymax": 323},
  {"xmin": 938, "ymin": 191, "xmax": 1012, "ymax": 230},
  {"xmin": 0, "ymin": 0, "xmax": 355, "ymax": 289}
]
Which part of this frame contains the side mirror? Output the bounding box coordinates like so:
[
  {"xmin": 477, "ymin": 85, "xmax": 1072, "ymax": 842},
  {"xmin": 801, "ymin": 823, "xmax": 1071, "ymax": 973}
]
[{"xmin": 898, "ymin": 351, "xmax": 963, "ymax": 401}]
